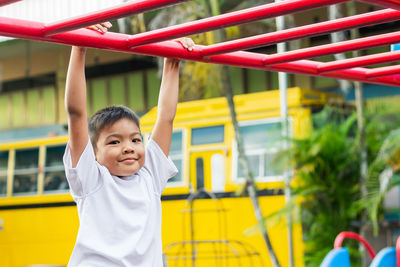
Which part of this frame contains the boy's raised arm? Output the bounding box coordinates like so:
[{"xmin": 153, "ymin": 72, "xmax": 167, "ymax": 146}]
[
  {"xmin": 65, "ymin": 46, "xmax": 89, "ymax": 167},
  {"xmin": 151, "ymin": 57, "xmax": 180, "ymax": 157},
  {"xmin": 65, "ymin": 23, "xmax": 111, "ymax": 167},
  {"xmin": 151, "ymin": 38, "xmax": 194, "ymax": 156}
]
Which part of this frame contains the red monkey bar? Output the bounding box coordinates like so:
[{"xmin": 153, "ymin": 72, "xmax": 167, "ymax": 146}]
[
  {"xmin": 368, "ymin": 65, "xmax": 400, "ymax": 79},
  {"xmin": 0, "ymin": 0, "xmax": 21, "ymax": 7},
  {"xmin": 263, "ymin": 32, "xmax": 400, "ymax": 66},
  {"xmin": 1, "ymin": 0, "xmax": 400, "ymax": 87},
  {"xmin": 201, "ymin": 9, "xmax": 400, "ymax": 57},
  {"xmin": 126, "ymin": 0, "xmax": 348, "ymax": 48},
  {"xmin": 42, "ymin": 0, "xmax": 188, "ymax": 36},
  {"xmin": 359, "ymin": 0, "xmax": 400, "ymax": 10}
]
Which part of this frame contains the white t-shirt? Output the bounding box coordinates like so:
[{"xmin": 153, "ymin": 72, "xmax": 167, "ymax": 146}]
[{"xmin": 63, "ymin": 138, "xmax": 178, "ymax": 267}]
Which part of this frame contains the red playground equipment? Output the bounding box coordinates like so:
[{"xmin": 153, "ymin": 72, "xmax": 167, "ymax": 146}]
[
  {"xmin": 320, "ymin": 232, "xmax": 400, "ymax": 267},
  {"xmin": 1, "ymin": 0, "xmax": 400, "ymax": 87}
]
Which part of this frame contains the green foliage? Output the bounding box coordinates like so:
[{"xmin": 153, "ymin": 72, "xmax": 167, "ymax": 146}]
[
  {"xmin": 272, "ymin": 106, "xmax": 400, "ymax": 266},
  {"xmin": 364, "ymin": 114, "xmax": 400, "ymax": 234},
  {"xmin": 290, "ymin": 108, "xmax": 361, "ymax": 266}
]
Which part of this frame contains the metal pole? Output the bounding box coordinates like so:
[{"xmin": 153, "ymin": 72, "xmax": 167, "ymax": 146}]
[
  {"xmin": 318, "ymin": 50, "xmax": 400, "ymax": 73},
  {"xmin": 25, "ymin": 40, "xmax": 30, "ymax": 79},
  {"xmin": 42, "ymin": 0, "xmax": 188, "ymax": 36},
  {"xmin": 0, "ymin": 0, "xmax": 21, "ymax": 7},
  {"xmin": 275, "ymin": 1, "xmax": 294, "ymax": 266},
  {"xmin": 357, "ymin": 0, "xmax": 400, "ymax": 10},
  {"xmin": 126, "ymin": 0, "xmax": 348, "ymax": 48},
  {"xmin": 367, "ymin": 65, "xmax": 400, "ymax": 78},
  {"xmin": 201, "ymin": 8, "xmax": 400, "ymax": 57},
  {"xmin": 263, "ymin": 31, "xmax": 400, "ymax": 65}
]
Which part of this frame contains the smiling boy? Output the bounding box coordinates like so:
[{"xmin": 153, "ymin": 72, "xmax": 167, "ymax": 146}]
[{"xmin": 63, "ymin": 23, "xmax": 194, "ymax": 266}]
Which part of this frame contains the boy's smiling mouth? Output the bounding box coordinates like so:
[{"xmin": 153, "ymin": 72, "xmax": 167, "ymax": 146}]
[{"xmin": 119, "ymin": 157, "xmax": 138, "ymax": 163}]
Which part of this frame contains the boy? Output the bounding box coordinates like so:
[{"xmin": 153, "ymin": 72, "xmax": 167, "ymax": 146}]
[{"xmin": 63, "ymin": 23, "xmax": 194, "ymax": 266}]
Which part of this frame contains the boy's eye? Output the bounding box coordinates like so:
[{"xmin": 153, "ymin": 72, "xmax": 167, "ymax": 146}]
[
  {"xmin": 108, "ymin": 140, "xmax": 119, "ymax": 145},
  {"xmin": 132, "ymin": 138, "xmax": 142, "ymax": 143}
]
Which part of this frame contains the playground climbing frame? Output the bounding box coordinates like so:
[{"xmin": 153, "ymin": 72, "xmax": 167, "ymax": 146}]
[{"xmin": 1, "ymin": 0, "xmax": 400, "ymax": 86}]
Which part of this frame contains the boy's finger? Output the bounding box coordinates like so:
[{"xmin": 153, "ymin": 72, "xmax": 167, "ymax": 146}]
[
  {"xmin": 88, "ymin": 25, "xmax": 101, "ymax": 33},
  {"xmin": 183, "ymin": 38, "xmax": 194, "ymax": 51},
  {"xmin": 86, "ymin": 23, "xmax": 110, "ymax": 33},
  {"xmin": 103, "ymin": 22, "xmax": 112, "ymax": 28},
  {"xmin": 97, "ymin": 24, "xmax": 108, "ymax": 33},
  {"xmin": 187, "ymin": 40, "xmax": 195, "ymax": 50},
  {"xmin": 98, "ymin": 24, "xmax": 108, "ymax": 33},
  {"xmin": 183, "ymin": 39, "xmax": 191, "ymax": 48},
  {"xmin": 179, "ymin": 39, "xmax": 188, "ymax": 47},
  {"xmin": 173, "ymin": 37, "xmax": 194, "ymax": 51}
]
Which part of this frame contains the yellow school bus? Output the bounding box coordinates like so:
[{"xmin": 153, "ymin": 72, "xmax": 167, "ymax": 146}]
[{"xmin": 0, "ymin": 87, "xmax": 342, "ymax": 267}]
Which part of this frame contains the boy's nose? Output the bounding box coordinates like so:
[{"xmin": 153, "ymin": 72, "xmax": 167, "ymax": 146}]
[{"xmin": 123, "ymin": 145, "xmax": 134, "ymax": 154}]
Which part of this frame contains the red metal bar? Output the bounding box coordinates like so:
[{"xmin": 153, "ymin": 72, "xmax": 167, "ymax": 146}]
[
  {"xmin": 269, "ymin": 60, "xmax": 400, "ymax": 85},
  {"xmin": 334, "ymin": 232, "xmax": 376, "ymax": 260},
  {"xmin": 318, "ymin": 51, "xmax": 400, "ymax": 73},
  {"xmin": 43, "ymin": 0, "xmax": 188, "ymax": 36},
  {"xmin": 0, "ymin": 0, "xmax": 21, "ymax": 7},
  {"xmin": 201, "ymin": 9, "xmax": 400, "ymax": 57},
  {"xmin": 367, "ymin": 65, "xmax": 400, "ymax": 78},
  {"xmin": 263, "ymin": 31, "xmax": 400, "ymax": 66},
  {"xmin": 1, "ymin": 16, "xmax": 399, "ymax": 87},
  {"xmin": 126, "ymin": 0, "xmax": 348, "ymax": 48},
  {"xmin": 358, "ymin": 0, "xmax": 400, "ymax": 10}
]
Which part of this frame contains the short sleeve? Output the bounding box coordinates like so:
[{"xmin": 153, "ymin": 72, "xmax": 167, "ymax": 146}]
[
  {"xmin": 63, "ymin": 139, "xmax": 103, "ymax": 198},
  {"xmin": 144, "ymin": 139, "xmax": 178, "ymax": 195}
]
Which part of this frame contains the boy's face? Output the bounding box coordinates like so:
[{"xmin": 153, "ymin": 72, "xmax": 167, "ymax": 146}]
[{"xmin": 95, "ymin": 118, "xmax": 145, "ymax": 177}]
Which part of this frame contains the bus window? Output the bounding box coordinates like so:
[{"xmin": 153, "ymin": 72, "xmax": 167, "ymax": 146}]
[
  {"xmin": 13, "ymin": 148, "xmax": 39, "ymax": 195},
  {"xmin": 44, "ymin": 145, "xmax": 69, "ymax": 192},
  {"xmin": 211, "ymin": 153, "xmax": 225, "ymax": 192},
  {"xmin": 235, "ymin": 120, "xmax": 284, "ymax": 181},
  {"xmin": 0, "ymin": 151, "xmax": 8, "ymax": 196},
  {"xmin": 168, "ymin": 131, "xmax": 184, "ymax": 184},
  {"xmin": 191, "ymin": 125, "xmax": 224, "ymax": 146},
  {"xmin": 196, "ymin": 157, "xmax": 204, "ymax": 190}
]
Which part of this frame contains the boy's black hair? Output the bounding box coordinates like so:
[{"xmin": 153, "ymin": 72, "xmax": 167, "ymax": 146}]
[{"xmin": 89, "ymin": 105, "xmax": 140, "ymax": 150}]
